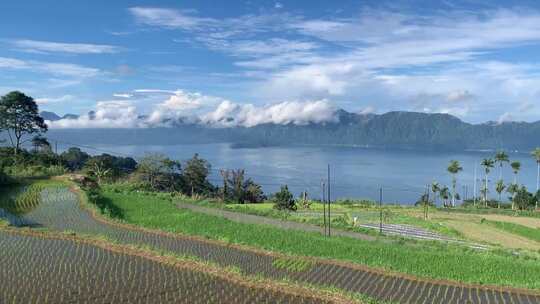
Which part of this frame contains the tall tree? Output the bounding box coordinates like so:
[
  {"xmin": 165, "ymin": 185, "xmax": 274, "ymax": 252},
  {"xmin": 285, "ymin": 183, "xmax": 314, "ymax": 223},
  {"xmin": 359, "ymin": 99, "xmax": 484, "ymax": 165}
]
[
  {"xmin": 0, "ymin": 91, "xmax": 47, "ymax": 155},
  {"xmin": 431, "ymin": 181, "xmax": 440, "ymax": 206},
  {"xmin": 447, "ymin": 160, "xmax": 463, "ymax": 207},
  {"xmin": 31, "ymin": 135, "xmax": 51, "ymax": 153},
  {"xmin": 507, "ymin": 183, "xmax": 519, "ymax": 210},
  {"xmin": 439, "ymin": 186, "xmax": 450, "ymax": 207},
  {"xmin": 220, "ymin": 168, "xmax": 265, "ymax": 203},
  {"xmin": 136, "ymin": 153, "xmax": 181, "ymax": 191},
  {"xmin": 60, "ymin": 147, "xmax": 90, "ymax": 171},
  {"xmin": 480, "ymin": 158, "xmax": 494, "ymax": 205},
  {"xmin": 494, "ymin": 151, "xmax": 509, "ymax": 181},
  {"xmin": 510, "ymin": 161, "xmax": 521, "ymax": 184},
  {"xmin": 182, "ymin": 153, "xmax": 212, "ymax": 196},
  {"xmin": 510, "ymin": 161, "xmax": 521, "ymax": 210},
  {"xmin": 273, "ymin": 185, "xmax": 296, "ymax": 211},
  {"xmin": 532, "ymin": 147, "xmax": 540, "ymax": 209},
  {"xmin": 495, "ymin": 180, "xmax": 506, "ymax": 208}
]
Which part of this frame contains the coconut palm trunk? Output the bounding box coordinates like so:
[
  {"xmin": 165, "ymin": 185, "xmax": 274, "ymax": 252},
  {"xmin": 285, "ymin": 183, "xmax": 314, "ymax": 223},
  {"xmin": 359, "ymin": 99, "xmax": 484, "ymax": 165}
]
[
  {"xmin": 536, "ymin": 161, "xmax": 539, "ymax": 209},
  {"xmin": 537, "ymin": 162, "xmax": 539, "ymax": 192},
  {"xmin": 485, "ymin": 173, "xmax": 488, "ymax": 205}
]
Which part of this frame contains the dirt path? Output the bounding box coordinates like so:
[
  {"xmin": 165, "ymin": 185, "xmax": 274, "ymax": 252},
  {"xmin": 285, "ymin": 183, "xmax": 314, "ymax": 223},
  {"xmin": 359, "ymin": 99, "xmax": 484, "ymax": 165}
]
[
  {"xmin": 178, "ymin": 203, "xmax": 377, "ymax": 241},
  {"xmin": 2, "ymin": 187, "xmax": 540, "ymax": 304}
]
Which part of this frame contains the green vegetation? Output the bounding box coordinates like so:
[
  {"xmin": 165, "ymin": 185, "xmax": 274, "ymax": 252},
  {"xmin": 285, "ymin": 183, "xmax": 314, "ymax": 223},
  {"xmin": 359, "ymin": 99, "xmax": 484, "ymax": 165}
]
[
  {"xmin": 272, "ymin": 185, "xmax": 297, "ymax": 211},
  {"xmin": 483, "ymin": 220, "xmax": 540, "ymax": 243},
  {"xmin": 0, "ymin": 91, "xmax": 47, "ymax": 155},
  {"xmin": 98, "ymin": 187, "xmax": 540, "ymax": 290},
  {"xmin": 272, "ymin": 257, "xmax": 314, "ymax": 272},
  {"xmin": 0, "ymin": 179, "xmax": 64, "ymax": 215},
  {"xmin": 0, "ymin": 184, "xmax": 44, "ymax": 215}
]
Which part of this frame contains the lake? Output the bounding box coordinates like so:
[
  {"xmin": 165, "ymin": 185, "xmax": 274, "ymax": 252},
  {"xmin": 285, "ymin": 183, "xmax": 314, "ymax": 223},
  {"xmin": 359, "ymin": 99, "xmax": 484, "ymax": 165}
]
[{"xmin": 63, "ymin": 143, "xmax": 539, "ymax": 205}]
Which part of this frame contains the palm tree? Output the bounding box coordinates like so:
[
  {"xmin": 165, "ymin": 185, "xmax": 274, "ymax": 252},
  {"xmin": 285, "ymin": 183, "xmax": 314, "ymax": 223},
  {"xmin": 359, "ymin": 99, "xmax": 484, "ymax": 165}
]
[
  {"xmin": 532, "ymin": 148, "xmax": 540, "ymax": 209},
  {"xmin": 447, "ymin": 160, "xmax": 463, "ymax": 207},
  {"xmin": 495, "ymin": 180, "xmax": 506, "ymax": 208},
  {"xmin": 510, "ymin": 161, "xmax": 521, "ymax": 184},
  {"xmin": 439, "ymin": 186, "xmax": 450, "ymax": 208},
  {"xmin": 494, "ymin": 151, "xmax": 509, "ymax": 181},
  {"xmin": 507, "ymin": 183, "xmax": 519, "ymax": 210},
  {"xmin": 431, "ymin": 182, "xmax": 440, "ymax": 206},
  {"xmin": 510, "ymin": 161, "xmax": 521, "ymax": 211},
  {"xmin": 480, "ymin": 158, "xmax": 495, "ymax": 205}
]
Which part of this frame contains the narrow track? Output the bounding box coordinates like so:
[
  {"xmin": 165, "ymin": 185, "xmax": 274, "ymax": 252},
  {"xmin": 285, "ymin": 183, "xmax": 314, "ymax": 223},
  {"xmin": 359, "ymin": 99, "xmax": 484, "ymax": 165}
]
[{"xmin": 1, "ymin": 187, "xmax": 539, "ymax": 304}]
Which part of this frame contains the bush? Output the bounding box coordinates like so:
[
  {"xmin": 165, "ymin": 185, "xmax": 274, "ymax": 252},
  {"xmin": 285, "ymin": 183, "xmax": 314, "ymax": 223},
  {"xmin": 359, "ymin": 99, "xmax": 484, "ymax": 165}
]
[
  {"xmin": 272, "ymin": 185, "xmax": 297, "ymax": 211},
  {"xmin": 4, "ymin": 164, "xmax": 66, "ymax": 178}
]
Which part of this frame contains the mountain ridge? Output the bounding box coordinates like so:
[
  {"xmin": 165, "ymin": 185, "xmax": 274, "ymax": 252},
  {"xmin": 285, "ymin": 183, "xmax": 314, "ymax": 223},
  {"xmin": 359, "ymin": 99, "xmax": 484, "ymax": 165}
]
[{"xmin": 39, "ymin": 110, "xmax": 540, "ymax": 151}]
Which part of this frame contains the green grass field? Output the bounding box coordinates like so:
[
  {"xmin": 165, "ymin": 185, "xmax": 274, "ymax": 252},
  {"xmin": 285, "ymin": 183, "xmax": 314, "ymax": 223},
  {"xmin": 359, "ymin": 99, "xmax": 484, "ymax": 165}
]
[
  {"xmin": 98, "ymin": 187, "xmax": 540, "ymax": 290},
  {"xmin": 483, "ymin": 220, "xmax": 540, "ymax": 243},
  {"xmin": 206, "ymin": 201, "xmax": 463, "ymax": 239}
]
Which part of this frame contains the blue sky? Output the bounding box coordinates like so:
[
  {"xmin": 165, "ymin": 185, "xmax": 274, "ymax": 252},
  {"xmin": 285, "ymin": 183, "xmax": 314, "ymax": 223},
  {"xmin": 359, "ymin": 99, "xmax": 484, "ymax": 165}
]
[{"xmin": 2, "ymin": 0, "xmax": 540, "ymax": 127}]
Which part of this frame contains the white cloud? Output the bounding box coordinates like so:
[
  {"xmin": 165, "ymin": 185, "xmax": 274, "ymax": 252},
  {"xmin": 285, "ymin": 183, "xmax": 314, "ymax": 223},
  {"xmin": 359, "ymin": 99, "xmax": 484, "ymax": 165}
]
[
  {"xmin": 146, "ymin": 90, "xmax": 228, "ymax": 124},
  {"xmin": 446, "ymin": 90, "xmax": 475, "ymax": 103},
  {"xmin": 35, "ymin": 95, "xmax": 74, "ymax": 104},
  {"xmin": 129, "ymin": 7, "xmax": 216, "ymax": 30},
  {"xmin": 0, "ymin": 57, "xmax": 27, "ymax": 69},
  {"xmin": 359, "ymin": 106, "xmax": 375, "ymax": 115},
  {"xmin": 47, "ymin": 100, "xmax": 143, "ymax": 129},
  {"xmin": 11, "ymin": 39, "xmax": 123, "ymax": 54},
  {"xmin": 201, "ymin": 99, "xmax": 337, "ymax": 127},
  {"xmin": 47, "ymin": 89, "xmax": 339, "ymax": 129},
  {"xmin": 261, "ymin": 63, "xmax": 355, "ymax": 98},
  {"xmin": 112, "ymin": 93, "xmax": 133, "ymax": 98},
  {"xmin": 498, "ymin": 112, "xmax": 514, "ymax": 124},
  {"xmin": 0, "ymin": 56, "xmax": 100, "ymax": 78}
]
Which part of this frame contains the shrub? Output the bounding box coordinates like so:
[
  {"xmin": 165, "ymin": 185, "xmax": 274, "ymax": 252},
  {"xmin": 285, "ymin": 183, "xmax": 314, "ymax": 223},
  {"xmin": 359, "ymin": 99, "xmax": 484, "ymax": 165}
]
[{"xmin": 272, "ymin": 185, "xmax": 297, "ymax": 211}]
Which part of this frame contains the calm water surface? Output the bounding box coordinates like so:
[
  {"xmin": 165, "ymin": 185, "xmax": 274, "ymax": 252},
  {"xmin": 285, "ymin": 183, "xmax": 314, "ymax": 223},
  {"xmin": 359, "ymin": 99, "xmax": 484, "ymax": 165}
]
[{"xmin": 69, "ymin": 143, "xmax": 539, "ymax": 205}]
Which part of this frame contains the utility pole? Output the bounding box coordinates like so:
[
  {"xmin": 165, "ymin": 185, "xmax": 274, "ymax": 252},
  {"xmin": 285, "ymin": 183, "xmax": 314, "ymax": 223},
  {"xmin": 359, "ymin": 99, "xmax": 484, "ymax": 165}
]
[
  {"xmin": 379, "ymin": 187, "xmax": 383, "ymax": 234},
  {"xmin": 473, "ymin": 163, "xmax": 477, "ymax": 207},
  {"xmin": 322, "ymin": 179, "xmax": 326, "ymax": 236},
  {"xmin": 426, "ymin": 184, "xmax": 430, "ymax": 220},
  {"xmin": 327, "ymin": 164, "xmax": 331, "ymax": 237}
]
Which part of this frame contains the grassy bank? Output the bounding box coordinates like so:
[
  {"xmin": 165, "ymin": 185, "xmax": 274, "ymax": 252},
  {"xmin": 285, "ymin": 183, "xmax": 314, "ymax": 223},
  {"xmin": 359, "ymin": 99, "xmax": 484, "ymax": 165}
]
[
  {"xmin": 483, "ymin": 220, "xmax": 540, "ymax": 243},
  {"xmin": 97, "ymin": 186, "xmax": 540, "ymax": 290}
]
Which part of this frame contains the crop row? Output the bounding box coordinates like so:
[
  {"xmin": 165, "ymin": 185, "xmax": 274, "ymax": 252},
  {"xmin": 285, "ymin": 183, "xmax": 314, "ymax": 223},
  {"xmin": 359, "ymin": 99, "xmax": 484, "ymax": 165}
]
[
  {"xmin": 0, "ymin": 184, "xmax": 44, "ymax": 215},
  {"xmin": 0, "ymin": 231, "xmax": 335, "ymax": 304}
]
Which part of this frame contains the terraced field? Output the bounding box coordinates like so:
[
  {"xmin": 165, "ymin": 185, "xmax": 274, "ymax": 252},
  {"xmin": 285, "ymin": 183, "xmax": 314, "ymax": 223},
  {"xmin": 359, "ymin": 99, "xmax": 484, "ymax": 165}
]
[
  {"xmin": 0, "ymin": 231, "xmax": 335, "ymax": 303},
  {"xmin": 2, "ymin": 186, "xmax": 540, "ymax": 304}
]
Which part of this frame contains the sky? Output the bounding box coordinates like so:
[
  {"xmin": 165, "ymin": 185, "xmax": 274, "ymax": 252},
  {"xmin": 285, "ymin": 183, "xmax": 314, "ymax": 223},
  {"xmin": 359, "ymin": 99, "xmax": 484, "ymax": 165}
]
[{"xmin": 2, "ymin": 0, "xmax": 540, "ymax": 128}]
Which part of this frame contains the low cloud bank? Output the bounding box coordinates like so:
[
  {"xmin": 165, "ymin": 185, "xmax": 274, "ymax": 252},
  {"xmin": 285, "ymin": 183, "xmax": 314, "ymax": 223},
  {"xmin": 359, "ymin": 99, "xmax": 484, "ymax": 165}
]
[
  {"xmin": 48, "ymin": 101, "xmax": 143, "ymax": 128},
  {"xmin": 46, "ymin": 91, "xmax": 339, "ymax": 129},
  {"xmin": 201, "ymin": 100, "xmax": 337, "ymax": 127}
]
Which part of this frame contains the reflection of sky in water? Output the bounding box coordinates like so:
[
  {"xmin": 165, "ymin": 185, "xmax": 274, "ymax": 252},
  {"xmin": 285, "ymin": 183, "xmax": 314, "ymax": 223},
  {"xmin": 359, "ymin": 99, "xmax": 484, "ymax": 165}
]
[{"xmin": 58, "ymin": 143, "xmax": 539, "ymax": 205}]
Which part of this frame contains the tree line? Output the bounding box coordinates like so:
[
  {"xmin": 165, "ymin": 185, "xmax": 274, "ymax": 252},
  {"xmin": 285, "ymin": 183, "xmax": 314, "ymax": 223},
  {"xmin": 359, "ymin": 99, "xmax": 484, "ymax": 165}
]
[{"xmin": 425, "ymin": 151, "xmax": 540, "ymax": 211}]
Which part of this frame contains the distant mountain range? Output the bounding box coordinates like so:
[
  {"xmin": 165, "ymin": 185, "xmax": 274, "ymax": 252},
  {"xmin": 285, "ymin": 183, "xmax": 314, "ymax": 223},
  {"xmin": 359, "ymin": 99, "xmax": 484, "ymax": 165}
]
[
  {"xmin": 40, "ymin": 111, "xmax": 79, "ymax": 121},
  {"xmin": 40, "ymin": 110, "xmax": 540, "ymax": 151}
]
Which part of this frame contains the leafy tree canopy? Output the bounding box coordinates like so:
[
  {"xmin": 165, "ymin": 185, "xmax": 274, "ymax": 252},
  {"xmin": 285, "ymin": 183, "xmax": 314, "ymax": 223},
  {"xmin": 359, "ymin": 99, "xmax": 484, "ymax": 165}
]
[{"xmin": 0, "ymin": 91, "xmax": 47, "ymax": 155}]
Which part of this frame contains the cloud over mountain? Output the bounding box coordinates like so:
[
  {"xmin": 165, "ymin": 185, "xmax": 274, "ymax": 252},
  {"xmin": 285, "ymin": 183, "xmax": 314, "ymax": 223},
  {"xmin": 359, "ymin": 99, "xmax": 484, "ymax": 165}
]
[{"xmin": 45, "ymin": 90, "xmax": 339, "ymax": 128}]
